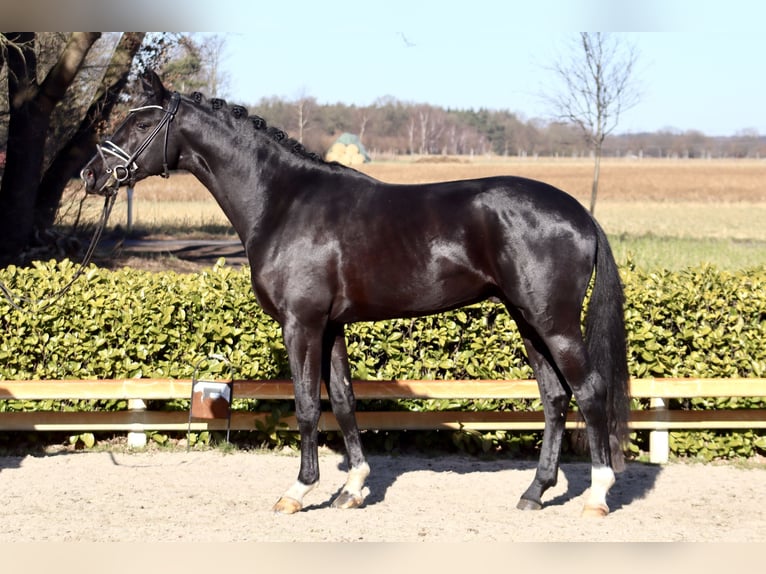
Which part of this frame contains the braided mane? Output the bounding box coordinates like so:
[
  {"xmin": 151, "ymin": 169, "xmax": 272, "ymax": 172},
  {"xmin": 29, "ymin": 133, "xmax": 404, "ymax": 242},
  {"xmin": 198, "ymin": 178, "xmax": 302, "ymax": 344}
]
[{"xmin": 189, "ymin": 91, "xmax": 327, "ymax": 164}]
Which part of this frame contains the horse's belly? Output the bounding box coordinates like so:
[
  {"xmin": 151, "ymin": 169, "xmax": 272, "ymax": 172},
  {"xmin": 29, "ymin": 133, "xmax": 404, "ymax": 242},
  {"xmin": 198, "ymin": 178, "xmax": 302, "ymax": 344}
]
[{"xmin": 331, "ymin": 268, "xmax": 493, "ymax": 323}]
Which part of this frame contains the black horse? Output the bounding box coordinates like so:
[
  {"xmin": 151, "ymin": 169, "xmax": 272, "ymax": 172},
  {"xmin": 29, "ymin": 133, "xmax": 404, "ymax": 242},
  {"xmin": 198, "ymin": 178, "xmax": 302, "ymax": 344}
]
[{"xmin": 82, "ymin": 70, "xmax": 630, "ymax": 517}]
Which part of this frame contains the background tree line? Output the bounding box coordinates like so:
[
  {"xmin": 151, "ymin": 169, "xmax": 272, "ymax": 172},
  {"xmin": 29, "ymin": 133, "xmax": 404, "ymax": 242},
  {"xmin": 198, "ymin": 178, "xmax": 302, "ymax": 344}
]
[{"xmin": 248, "ymin": 96, "xmax": 766, "ymax": 160}]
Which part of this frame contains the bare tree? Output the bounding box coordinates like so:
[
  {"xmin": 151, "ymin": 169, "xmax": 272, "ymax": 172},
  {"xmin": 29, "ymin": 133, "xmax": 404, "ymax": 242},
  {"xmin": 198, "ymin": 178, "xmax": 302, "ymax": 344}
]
[
  {"xmin": 294, "ymin": 92, "xmax": 316, "ymax": 145},
  {"xmin": 411, "ymin": 105, "xmax": 447, "ymax": 155},
  {"xmin": 407, "ymin": 115, "xmax": 416, "ymax": 155},
  {"xmin": 197, "ymin": 34, "xmax": 230, "ymax": 97},
  {"xmin": 544, "ymin": 33, "xmax": 640, "ymax": 214},
  {"xmin": 355, "ymin": 106, "xmax": 372, "ymax": 146}
]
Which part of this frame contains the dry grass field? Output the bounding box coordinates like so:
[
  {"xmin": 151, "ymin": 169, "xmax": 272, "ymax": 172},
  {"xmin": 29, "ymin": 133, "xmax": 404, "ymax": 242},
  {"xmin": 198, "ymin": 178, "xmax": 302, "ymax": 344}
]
[
  {"xmin": 364, "ymin": 158, "xmax": 766, "ymax": 243},
  {"xmin": 364, "ymin": 157, "xmax": 766, "ymax": 202},
  {"xmin": 63, "ymin": 157, "xmax": 766, "ymax": 269}
]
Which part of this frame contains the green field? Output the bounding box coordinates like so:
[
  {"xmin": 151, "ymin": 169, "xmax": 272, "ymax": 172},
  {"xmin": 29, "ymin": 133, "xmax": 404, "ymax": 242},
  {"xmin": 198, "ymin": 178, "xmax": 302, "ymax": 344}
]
[{"xmin": 609, "ymin": 235, "xmax": 766, "ymax": 270}]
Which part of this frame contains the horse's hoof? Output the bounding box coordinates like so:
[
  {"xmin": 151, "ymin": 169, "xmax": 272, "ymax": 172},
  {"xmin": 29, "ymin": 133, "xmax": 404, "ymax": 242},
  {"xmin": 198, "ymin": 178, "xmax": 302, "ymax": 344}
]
[
  {"xmin": 273, "ymin": 497, "xmax": 302, "ymax": 514},
  {"xmin": 332, "ymin": 490, "xmax": 364, "ymax": 509},
  {"xmin": 581, "ymin": 504, "xmax": 609, "ymax": 518},
  {"xmin": 516, "ymin": 498, "xmax": 543, "ymax": 511}
]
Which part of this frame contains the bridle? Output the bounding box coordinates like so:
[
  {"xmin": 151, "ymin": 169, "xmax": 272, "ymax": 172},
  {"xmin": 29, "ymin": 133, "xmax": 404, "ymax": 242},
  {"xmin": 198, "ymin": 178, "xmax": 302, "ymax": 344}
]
[{"xmin": 94, "ymin": 91, "xmax": 181, "ymax": 191}]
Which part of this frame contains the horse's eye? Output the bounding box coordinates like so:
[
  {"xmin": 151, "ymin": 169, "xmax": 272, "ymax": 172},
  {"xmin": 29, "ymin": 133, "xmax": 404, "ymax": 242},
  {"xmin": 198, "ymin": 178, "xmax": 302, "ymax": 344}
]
[{"xmin": 136, "ymin": 121, "xmax": 150, "ymax": 131}]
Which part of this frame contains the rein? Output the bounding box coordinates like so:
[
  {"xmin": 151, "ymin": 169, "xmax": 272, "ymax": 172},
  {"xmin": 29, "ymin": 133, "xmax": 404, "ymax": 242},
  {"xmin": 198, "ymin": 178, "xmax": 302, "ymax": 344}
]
[{"xmin": 0, "ymin": 190, "xmax": 117, "ymax": 312}]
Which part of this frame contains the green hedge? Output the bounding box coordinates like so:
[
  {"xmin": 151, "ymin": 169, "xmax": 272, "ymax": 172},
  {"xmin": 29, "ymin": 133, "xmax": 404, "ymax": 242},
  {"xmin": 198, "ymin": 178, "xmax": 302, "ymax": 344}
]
[{"xmin": 1, "ymin": 259, "xmax": 765, "ymax": 459}]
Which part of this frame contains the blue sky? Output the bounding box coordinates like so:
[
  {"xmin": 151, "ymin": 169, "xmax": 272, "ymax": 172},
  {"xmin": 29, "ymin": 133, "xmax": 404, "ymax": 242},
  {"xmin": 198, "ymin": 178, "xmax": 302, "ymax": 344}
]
[
  {"xmin": 5, "ymin": 0, "xmax": 763, "ymax": 136},
  {"xmin": 205, "ymin": 1, "xmax": 765, "ymax": 137}
]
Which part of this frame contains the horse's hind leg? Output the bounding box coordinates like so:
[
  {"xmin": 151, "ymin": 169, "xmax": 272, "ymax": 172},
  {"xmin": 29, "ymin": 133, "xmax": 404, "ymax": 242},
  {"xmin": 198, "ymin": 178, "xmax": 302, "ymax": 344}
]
[
  {"xmin": 539, "ymin": 330, "xmax": 616, "ymax": 517},
  {"xmin": 323, "ymin": 323, "xmax": 369, "ymax": 509},
  {"xmin": 508, "ymin": 305, "xmax": 616, "ymax": 515},
  {"xmin": 514, "ymin": 322, "xmax": 572, "ymax": 511}
]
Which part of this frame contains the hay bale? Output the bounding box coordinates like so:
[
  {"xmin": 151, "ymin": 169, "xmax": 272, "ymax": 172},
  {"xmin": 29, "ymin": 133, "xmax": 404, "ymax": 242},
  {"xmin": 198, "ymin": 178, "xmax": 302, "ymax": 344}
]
[
  {"xmin": 329, "ymin": 142, "xmax": 347, "ymax": 154},
  {"xmin": 325, "ymin": 133, "xmax": 371, "ymax": 166},
  {"xmin": 347, "ymin": 153, "xmax": 365, "ymax": 166}
]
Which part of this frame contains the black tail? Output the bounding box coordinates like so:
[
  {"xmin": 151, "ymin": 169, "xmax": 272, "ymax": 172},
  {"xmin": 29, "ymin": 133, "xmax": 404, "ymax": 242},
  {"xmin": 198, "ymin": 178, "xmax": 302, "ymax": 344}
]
[{"xmin": 585, "ymin": 220, "xmax": 630, "ymax": 471}]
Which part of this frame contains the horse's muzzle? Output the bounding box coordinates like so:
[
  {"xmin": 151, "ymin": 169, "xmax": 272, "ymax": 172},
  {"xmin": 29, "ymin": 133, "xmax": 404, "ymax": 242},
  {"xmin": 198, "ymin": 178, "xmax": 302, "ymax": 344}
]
[
  {"xmin": 80, "ymin": 165, "xmax": 118, "ymax": 196},
  {"xmin": 80, "ymin": 166, "xmax": 96, "ymax": 191}
]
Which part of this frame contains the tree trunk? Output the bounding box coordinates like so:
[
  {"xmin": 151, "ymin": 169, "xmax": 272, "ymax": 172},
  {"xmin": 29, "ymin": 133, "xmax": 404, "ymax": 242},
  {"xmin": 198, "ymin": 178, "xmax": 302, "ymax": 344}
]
[
  {"xmin": 35, "ymin": 32, "xmax": 146, "ymax": 232},
  {"xmin": 0, "ymin": 32, "xmax": 100, "ymax": 265},
  {"xmin": 589, "ymin": 145, "xmax": 602, "ymax": 215},
  {"xmin": 1, "ymin": 33, "xmax": 41, "ymax": 263}
]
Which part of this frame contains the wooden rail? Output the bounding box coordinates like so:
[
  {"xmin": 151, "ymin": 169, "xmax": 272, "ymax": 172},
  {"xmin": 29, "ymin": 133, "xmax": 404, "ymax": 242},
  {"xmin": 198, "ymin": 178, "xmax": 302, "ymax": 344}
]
[{"xmin": 1, "ymin": 378, "xmax": 765, "ymax": 463}]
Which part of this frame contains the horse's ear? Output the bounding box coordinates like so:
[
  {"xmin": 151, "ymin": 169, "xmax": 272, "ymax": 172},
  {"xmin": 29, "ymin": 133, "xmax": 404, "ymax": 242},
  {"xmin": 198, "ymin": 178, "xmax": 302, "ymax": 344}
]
[{"xmin": 141, "ymin": 69, "xmax": 167, "ymax": 103}]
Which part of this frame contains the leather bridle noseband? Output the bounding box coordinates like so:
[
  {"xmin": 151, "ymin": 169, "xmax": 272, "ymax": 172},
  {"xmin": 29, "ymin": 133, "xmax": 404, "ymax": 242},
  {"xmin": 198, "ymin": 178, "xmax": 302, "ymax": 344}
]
[{"xmin": 94, "ymin": 91, "xmax": 180, "ymax": 191}]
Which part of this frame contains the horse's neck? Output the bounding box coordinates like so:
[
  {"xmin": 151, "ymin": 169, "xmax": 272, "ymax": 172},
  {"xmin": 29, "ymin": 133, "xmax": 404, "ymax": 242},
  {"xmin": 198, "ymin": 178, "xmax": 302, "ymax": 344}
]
[{"xmin": 177, "ymin": 131, "xmax": 293, "ymax": 243}]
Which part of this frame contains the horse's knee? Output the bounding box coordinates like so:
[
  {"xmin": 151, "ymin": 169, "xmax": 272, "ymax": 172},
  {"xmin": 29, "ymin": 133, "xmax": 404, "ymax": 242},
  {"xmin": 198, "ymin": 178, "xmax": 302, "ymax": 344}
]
[{"xmin": 294, "ymin": 398, "xmax": 322, "ymax": 433}]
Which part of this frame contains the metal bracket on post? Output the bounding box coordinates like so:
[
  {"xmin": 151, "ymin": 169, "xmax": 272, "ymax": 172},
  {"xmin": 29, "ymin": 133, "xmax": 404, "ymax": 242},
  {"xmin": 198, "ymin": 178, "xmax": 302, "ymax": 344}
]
[{"xmin": 187, "ymin": 354, "xmax": 236, "ymax": 450}]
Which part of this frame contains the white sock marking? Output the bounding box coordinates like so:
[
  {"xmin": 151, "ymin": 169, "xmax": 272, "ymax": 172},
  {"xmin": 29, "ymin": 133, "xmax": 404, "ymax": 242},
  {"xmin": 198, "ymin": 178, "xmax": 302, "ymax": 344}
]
[
  {"xmin": 343, "ymin": 462, "xmax": 370, "ymax": 496},
  {"xmin": 587, "ymin": 465, "xmax": 616, "ymax": 509},
  {"xmin": 283, "ymin": 480, "xmax": 317, "ymax": 503}
]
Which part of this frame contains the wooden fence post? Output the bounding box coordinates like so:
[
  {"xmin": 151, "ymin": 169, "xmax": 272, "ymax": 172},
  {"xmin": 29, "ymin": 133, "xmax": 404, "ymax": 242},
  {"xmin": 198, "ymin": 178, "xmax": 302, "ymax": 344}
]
[
  {"xmin": 127, "ymin": 398, "xmax": 147, "ymax": 448},
  {"xmin": 649, "ymin": 396, "xmax": 669, "ymax": 463},
  {"xmin": 126, "ymin": 186, "xmax": 134, "ymax": 234}
]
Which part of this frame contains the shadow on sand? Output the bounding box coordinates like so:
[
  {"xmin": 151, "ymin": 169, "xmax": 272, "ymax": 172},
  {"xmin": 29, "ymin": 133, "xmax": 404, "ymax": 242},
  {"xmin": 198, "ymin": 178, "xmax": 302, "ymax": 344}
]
[{"xmin": 318, "ymin": 453, "xmax": 662, "ymax": 514}]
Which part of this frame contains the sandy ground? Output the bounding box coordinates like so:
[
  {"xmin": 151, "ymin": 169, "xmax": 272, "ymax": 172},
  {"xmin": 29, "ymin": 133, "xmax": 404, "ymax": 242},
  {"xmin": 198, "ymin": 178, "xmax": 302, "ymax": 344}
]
[{"xmin": 1, "ymin": 449, "xmax": 764, "ymax": 543}]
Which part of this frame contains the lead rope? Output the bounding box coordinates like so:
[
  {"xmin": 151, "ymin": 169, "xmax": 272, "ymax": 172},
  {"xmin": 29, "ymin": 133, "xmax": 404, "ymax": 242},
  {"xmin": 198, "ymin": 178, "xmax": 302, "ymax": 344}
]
[{"xmin": 0, "ymin": 190, "xmax": 118, "ymax": 312}]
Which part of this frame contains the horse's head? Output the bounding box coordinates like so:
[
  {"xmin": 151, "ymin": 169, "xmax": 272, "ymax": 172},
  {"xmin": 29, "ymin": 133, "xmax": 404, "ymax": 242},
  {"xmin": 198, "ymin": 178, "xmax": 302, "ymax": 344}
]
[{"xmin": 81, "ymin": 70, "xmax": 180, "ymax": 195}]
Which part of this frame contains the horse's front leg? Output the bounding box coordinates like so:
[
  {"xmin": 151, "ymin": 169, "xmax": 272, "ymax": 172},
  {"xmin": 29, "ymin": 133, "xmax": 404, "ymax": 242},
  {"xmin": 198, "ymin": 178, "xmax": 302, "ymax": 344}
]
[
  {"xmin": 273, "ymin": 317, "xmax": 324, "ymax": 514},
  {"xmin": 322, "ymin": 324, "xmax": 370, "ymax": 509}
]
